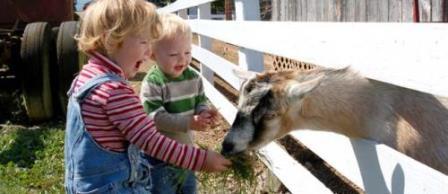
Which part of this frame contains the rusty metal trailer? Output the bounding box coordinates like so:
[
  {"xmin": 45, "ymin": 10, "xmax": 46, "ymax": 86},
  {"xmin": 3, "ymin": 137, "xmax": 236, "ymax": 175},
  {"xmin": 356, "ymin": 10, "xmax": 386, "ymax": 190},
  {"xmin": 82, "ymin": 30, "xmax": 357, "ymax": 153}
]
[{"xmin": 0, "ymin": 0, "xmax": 84, "ymax": 121}]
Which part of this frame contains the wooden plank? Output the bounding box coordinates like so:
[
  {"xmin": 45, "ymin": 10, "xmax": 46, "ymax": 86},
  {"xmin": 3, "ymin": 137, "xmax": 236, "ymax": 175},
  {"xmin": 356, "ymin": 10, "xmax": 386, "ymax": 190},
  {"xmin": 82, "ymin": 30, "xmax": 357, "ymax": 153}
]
[
  {"xmin": 295, "ymin": 0, "xmax": 302, "ymax": 21},
  {"xmin": 342, "ymin": 0, "xmax": 356, "ymax": 21},
  {"xmin": 389, "ymin": 0, "xmax": 403, "ymax": 22},
  {"xmin": 431, "ymin": 0, "xmax": 443, "ymax": 21},
  {"xmin": 315, "ymin": 0, "xmax": 324, "ymax": 21},
  {"xmin": 321, "ymin": 0, "xmax": 329, "ymax": 21},
  {"xmin": 290, "ymin": 131, "xmax": 448, "ymax": 194},
  {"xmin": 306, "ymin": 0, "xmax": 317, "ymax": 21},
  {"xmin": 193, "ymin": 68, "xmax": 237, "ymax": 124},
  {"xmin": 258, "ymin": 143, "xmax": 333, "ymax": 194},
  {"xmin": 354, "ymin": 0, "xmax": 367, "ymax": 21},
  {"xmin": 234, "ymin": 0, "xmax": 264, "ymax": 72},
  {"xmin": 188, "ymin": 20, "xmax": 448, "ymax": 97},
  {"xmin": 300, "ymin": 0, "xmax": 308, "ymax": 21},
  {"xmin": 379, "ymin": 0, "xmax": 390, "ymax": 21},
  {"xmin": 191, "ymin": 45, "xmax": 241, "ymax": 90},
  {"xmin": 197, "ymin": 3, "xmax": 214, "ymax": 83},
  {"xmin": 420, "ymin": 0, "xmax": 433, "ymax": 21},
  {"xmin": 158, "ymin": 0, "xmax": 216, "ymax": 13},
  {"xmin": 402, "ymin": 0, "xmax": 415, "ymax": 21},
  {"xmin": 367, "ymin": 0, "xmax": 380, "ymax": 21},
  {"xmin": 292, "ymin": 0, "xmax": 301, "ymax": 21}
]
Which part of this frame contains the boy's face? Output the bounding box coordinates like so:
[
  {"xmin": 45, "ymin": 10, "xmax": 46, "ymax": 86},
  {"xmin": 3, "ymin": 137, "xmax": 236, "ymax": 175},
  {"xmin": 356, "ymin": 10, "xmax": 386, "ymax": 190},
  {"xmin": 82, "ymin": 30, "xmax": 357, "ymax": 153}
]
[
  {"xmin": 152, "ymin": 32, "xmax": 192, "ymax": 78},
  {"xmin": 111, "ymin": 34, "xmax": 151, "ymax": 79}
]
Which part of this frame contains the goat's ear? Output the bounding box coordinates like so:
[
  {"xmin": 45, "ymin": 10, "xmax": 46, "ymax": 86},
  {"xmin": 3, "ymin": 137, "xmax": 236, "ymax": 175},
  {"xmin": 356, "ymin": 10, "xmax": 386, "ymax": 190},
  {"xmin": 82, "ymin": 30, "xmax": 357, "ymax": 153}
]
[
  {"xmin": 232, "ymin": 68, "xmax": 258, "ymax": 81},
  {"xmin": 286, "ymin": 75, "xmax": 323, "ymax": 100}
]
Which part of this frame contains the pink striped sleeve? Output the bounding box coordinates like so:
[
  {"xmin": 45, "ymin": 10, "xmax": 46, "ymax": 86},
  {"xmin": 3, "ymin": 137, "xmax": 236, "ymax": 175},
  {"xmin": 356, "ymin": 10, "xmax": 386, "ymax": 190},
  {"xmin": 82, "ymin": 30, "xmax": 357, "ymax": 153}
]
[{"xmin": 103, "ymin": 82, "xmax": 207, "ymax": 171}]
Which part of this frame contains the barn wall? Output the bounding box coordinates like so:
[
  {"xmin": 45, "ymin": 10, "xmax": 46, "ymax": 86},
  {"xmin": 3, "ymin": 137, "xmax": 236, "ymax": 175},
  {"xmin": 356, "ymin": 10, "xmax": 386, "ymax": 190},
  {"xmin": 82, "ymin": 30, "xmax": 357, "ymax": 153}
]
[{"xmin": 272, "ymin": 0, "xmax": 447, "ymax": 22}]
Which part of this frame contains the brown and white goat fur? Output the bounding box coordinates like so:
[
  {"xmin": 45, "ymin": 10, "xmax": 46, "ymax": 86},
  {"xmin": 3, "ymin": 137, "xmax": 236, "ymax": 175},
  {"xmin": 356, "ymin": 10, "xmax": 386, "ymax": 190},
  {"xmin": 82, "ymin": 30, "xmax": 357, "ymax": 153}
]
[{"xmin": 221, "ymin": 67, "xmax": 448, "ymax": 174}]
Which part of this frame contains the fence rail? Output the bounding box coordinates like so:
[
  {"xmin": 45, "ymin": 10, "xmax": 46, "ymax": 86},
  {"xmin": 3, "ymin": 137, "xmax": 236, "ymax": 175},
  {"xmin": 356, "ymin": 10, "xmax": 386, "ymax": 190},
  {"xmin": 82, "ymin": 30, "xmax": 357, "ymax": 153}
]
[{"xmin": 160, "ymin": 1, "xmax": 448, "ymax": 193}]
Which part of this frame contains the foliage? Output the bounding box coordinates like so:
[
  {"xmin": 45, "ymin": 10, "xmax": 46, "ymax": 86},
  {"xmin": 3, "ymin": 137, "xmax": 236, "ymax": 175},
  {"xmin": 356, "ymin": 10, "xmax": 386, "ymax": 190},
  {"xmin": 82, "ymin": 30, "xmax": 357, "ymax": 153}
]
[
  {"xmin": 0, "ymin": 123, "xmax": 65, "ymax": 193},
  {"xmin": 196, "ymin": 143, "xmax": 262, "ymax": 194}
]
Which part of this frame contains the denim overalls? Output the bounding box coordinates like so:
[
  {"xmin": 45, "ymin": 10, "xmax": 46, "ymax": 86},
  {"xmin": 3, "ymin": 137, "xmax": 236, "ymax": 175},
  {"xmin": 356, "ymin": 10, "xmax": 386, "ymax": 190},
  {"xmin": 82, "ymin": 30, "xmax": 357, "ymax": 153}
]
[{"xmin": 64, "ymin": 74, "xmax": 152, "ymax": 193}]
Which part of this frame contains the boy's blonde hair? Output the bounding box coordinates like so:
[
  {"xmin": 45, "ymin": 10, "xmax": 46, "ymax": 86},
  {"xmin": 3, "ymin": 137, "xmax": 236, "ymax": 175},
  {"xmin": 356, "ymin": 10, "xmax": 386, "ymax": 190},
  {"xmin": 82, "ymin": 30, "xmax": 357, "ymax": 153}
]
[
  {"xmin": 154, "ymin": 12, "xmax": 192, "ymax": 44},
  {"xmin": 77, "ymin": 0, "xmax": 162, "ymax": 55}
]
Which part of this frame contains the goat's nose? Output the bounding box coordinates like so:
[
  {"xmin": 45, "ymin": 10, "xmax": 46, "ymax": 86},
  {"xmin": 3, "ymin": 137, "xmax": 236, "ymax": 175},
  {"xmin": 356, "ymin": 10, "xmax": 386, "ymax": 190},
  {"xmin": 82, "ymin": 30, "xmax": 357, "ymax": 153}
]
[{"xmin": 221, "ymin": 140, "xmax": 234, "ymax": 155}]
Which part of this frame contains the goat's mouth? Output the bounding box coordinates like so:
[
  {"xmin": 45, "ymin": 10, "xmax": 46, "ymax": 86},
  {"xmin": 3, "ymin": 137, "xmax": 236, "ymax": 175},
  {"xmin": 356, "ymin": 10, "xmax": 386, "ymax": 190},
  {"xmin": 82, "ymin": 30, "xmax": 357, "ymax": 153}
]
[
  {"xmin": 220, "ymin": 148, "xmax": 243, "ymax": 156},
  {"xmin": 220, "ymin": 140, "xmax": 250, "ymax": 156}
]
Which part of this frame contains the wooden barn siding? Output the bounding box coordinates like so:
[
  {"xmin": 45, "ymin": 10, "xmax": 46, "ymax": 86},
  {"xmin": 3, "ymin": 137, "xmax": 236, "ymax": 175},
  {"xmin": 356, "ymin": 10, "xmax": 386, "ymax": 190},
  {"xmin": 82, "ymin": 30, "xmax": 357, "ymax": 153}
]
[{"xmin": 272, "ymin": 0, "xmax": 447, "ymax": 22}]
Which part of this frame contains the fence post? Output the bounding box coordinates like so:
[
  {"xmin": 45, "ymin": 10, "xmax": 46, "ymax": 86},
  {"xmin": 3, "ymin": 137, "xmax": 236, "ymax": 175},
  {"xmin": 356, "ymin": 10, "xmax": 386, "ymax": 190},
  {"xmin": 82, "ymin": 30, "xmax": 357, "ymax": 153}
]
[
  {"xmin": 197, "ymin": 3, "xmax": 214, "ymax": 83},
  {"xmin": 234, "ymin": 0, "xmax": 264, "ymax": 72}
]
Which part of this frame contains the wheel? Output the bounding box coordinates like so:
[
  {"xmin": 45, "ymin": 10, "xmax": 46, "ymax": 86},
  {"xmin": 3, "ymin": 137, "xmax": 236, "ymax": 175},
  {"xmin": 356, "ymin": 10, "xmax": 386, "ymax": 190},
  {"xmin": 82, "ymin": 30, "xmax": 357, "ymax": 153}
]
[
  {"xmin": 56, "ymin": 21, "xmax": 83, "ymax": 114},
  {"xmin": 20, "ymin": 22, "xmax": 54, "ymax": 121}
]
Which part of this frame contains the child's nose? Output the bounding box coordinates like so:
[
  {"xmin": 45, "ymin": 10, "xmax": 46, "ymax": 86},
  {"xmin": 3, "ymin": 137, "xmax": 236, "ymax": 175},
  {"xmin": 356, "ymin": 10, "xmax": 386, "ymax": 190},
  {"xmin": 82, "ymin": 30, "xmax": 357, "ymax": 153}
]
[
  {"xmin": 145, "ymin": 48, "xmax": 151, "ymax": 57},
  {"xmin": 178, "ymin": 54, "xmax": 187, "ymax": 63},
  {"xmin": 144, "ymin": 48, "xmax": 151, "ymax": 58}
]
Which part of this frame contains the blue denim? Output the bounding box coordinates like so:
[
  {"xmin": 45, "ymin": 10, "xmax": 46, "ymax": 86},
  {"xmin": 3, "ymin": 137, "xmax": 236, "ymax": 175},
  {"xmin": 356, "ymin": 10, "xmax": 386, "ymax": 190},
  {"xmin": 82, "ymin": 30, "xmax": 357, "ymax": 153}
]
[
  {"xmin": 147, "ymin": 156, "xmax": 196, "ymax": 194},
  {"xmin": 64, "ymin": 74, "xmax": 152, "ymax": 194}
]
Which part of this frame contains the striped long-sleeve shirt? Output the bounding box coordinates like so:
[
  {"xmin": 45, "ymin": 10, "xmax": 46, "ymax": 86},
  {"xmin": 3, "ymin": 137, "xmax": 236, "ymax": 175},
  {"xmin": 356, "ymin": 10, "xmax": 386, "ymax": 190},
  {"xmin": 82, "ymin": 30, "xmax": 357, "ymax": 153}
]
[
  {"xmin": 72, "ymin": 52, "xmax": 207, "ymax": 171},
  {"xmin": 140, "ymin": 65, "xmax": 209, "ymax": 145}
]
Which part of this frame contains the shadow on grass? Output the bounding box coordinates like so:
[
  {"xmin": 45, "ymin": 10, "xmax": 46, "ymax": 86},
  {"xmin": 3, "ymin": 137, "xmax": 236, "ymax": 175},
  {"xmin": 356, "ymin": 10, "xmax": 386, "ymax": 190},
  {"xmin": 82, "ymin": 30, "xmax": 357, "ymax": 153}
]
[{"xmin": 0, "ymin": 126, "xmax": 46, "ymax": 168}]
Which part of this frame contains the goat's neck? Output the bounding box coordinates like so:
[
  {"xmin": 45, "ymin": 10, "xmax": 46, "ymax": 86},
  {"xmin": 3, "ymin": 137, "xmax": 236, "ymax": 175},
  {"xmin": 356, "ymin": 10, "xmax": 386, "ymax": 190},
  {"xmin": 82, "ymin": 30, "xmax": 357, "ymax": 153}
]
[{"xmin": 295, "ymin": 72, "xmax": 380, "ymax": 139}]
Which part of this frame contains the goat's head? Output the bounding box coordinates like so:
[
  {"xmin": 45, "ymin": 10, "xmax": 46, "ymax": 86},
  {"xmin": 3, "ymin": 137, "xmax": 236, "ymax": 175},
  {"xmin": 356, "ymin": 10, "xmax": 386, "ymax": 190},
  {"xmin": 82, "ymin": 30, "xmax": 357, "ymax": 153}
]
[{"xmin": 221, "ymin": 68, "xmax": 324, "ymax": 155}]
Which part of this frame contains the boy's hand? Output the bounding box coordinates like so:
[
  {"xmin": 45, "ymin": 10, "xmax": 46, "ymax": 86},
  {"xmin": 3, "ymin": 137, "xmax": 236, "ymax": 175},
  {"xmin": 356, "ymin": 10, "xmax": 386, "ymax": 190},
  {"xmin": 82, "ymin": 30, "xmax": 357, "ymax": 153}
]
[
  {"xmin": 199, "ymin": 109, "xmax": 219, "ymax": 127},
  {"xmin": 201, "ymin": 150, "xmax": 232, "ymax": 172},
  {"xmin": 190, "ymin": 115, "xmax": 209, "ymax": 131},
  {"xmin": 190, "ymin": 109, "xmax": 219, "ymax": 131}
]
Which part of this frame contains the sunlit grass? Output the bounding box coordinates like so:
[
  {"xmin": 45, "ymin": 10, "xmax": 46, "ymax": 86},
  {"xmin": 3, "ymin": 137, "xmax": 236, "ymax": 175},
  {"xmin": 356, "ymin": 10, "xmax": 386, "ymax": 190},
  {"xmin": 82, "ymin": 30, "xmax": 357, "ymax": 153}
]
[{"xmin": 0, "ymin": 123, "xmax": 65, "ymax": 193}]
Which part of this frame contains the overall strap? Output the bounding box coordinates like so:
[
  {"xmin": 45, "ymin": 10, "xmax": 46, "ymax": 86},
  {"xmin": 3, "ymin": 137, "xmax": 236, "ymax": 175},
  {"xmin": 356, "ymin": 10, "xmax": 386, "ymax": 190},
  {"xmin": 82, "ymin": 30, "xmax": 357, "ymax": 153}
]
[{"xmin": 72, "ymin": 74, "xmax": 124, "ymax": 102}]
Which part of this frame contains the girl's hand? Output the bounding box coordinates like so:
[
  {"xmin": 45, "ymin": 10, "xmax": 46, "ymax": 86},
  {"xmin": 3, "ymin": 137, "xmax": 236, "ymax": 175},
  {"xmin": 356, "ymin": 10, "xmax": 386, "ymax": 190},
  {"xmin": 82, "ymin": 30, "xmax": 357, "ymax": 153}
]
[{"xmin": 201, "ymin": 150, "xmax": 232, "ymax": 172}]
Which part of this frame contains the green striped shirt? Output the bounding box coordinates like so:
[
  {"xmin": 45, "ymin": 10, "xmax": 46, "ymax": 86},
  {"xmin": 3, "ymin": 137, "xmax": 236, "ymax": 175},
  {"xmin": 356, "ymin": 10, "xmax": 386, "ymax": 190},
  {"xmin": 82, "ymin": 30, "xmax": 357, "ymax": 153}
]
[{"xmin": 140, "ymin": 65, "xmax": 208, "ymax": 144}]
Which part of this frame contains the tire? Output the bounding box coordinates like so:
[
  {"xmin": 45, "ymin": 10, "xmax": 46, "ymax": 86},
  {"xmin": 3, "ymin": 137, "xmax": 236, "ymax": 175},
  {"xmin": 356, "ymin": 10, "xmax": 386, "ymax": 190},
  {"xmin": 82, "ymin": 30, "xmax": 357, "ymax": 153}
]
[
  {"xmin": 56, "ymin": 21, "xmax": 82, "ymax": 114},
  {"xmin": 20, "ymin": 22, "xmax": 54, "ymax": 121}
]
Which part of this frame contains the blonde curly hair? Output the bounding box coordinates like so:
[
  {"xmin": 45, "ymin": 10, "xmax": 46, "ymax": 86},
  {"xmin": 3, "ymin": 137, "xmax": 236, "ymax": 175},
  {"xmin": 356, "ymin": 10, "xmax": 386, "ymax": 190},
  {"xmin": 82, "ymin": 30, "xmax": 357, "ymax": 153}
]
[
  {"xmin": 76, "ymin": 0, "xmax": 162, "ymax": 56},
  {"xmin": 152, "ymin": 12, "xmax": 192, "ymax": 48}
]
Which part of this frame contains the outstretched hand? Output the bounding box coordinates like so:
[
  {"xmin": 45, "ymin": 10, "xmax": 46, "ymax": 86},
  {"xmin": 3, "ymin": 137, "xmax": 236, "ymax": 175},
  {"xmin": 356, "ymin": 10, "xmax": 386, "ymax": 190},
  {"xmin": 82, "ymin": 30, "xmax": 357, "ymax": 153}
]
[
  {"xmin": 190, "ymin": 109, "xmax": 219, "ymax": 131},
  {"xmin": 201, "ymin": 150, "xmax": 232, "ymax": 172}
]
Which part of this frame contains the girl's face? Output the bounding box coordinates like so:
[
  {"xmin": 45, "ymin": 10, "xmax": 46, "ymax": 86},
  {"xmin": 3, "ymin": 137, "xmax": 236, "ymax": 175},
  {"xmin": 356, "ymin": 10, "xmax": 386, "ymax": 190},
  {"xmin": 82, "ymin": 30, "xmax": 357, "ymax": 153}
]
[
  {"xmin": 111, "ymin": 34, "xmax": 151, "ymax": 79},
  {"xmin": 152, "ymin": 32, "xmax": 192, "ymax": 78}
]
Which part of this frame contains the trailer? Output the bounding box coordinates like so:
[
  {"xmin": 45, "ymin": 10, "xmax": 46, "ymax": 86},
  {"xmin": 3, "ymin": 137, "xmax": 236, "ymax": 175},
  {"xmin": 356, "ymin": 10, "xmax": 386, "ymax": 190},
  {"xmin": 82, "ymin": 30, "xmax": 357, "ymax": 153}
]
[{"xmin": 0, "ymin": 0, "xmax": 85, "ymax": 121}]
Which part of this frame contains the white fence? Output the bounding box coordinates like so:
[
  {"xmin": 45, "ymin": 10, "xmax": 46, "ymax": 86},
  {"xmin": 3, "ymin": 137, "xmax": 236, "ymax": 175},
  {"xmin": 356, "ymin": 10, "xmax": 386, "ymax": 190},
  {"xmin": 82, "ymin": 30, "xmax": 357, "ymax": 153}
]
[{"xmin": 159, "ymin": 1, "xmax": 448, "ymax": 193}]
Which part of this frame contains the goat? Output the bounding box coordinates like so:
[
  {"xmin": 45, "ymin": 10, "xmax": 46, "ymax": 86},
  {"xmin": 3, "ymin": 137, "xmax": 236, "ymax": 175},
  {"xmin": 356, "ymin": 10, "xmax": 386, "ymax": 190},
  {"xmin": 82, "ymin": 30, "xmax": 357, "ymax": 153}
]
[{"xmin": 221, "ymin": 67, "xmax": 448, "ymax": 174}]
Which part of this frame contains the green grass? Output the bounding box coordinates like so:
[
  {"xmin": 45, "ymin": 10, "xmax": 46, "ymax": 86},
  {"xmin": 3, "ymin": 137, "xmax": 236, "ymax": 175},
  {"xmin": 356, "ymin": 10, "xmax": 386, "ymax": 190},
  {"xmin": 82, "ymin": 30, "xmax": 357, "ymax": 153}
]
[
  {"xmin": 0, "ymin": 121, "xmax": 280, "ymax": 194},
  {"xmin": 0, "ymin": 122, "xmax": 65, "ymax": 193}
]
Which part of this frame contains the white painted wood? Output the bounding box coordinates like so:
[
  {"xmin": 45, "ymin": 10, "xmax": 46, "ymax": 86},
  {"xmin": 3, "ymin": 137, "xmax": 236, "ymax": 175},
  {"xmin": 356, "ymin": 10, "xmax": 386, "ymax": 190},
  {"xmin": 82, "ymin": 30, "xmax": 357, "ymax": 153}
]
[
  {"xmin": 238, "ymin": 48, "xmax": 264, "ymax": 72},
  {"xmin": 186, "ymin": 14, "xmax": 225, "ymax": 20},
  {"xmin": 192, "ymin": 68, "xmax": 237, "ymax": 124},
  {"xmin": 158, "ymin": 0, "xmax": 216, "ymax": 13},
  {"xmin": 192, "ymin": 45, "xmax": 241, "ymax": 90},
  {"xmin": 188, "ymin": 20, "xmax": 448, "ymax": 97},
  {"xmin": 234, "ymin": 0, "xmax": 261, "ymax": 21},
  {"xmin": 258, "ymin": 143, "xmax": 333, "ymax": 194},
  {"xmin": 234, "ymin": 0, "xmax": 264, "ymax": 72},
  {"xmin": 197, "ymin": 3, "xmax": 214, "ymax": 83},
  {"xmin": 290, "ymin": 130, "xmax": 448, "ymax": 194}
]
